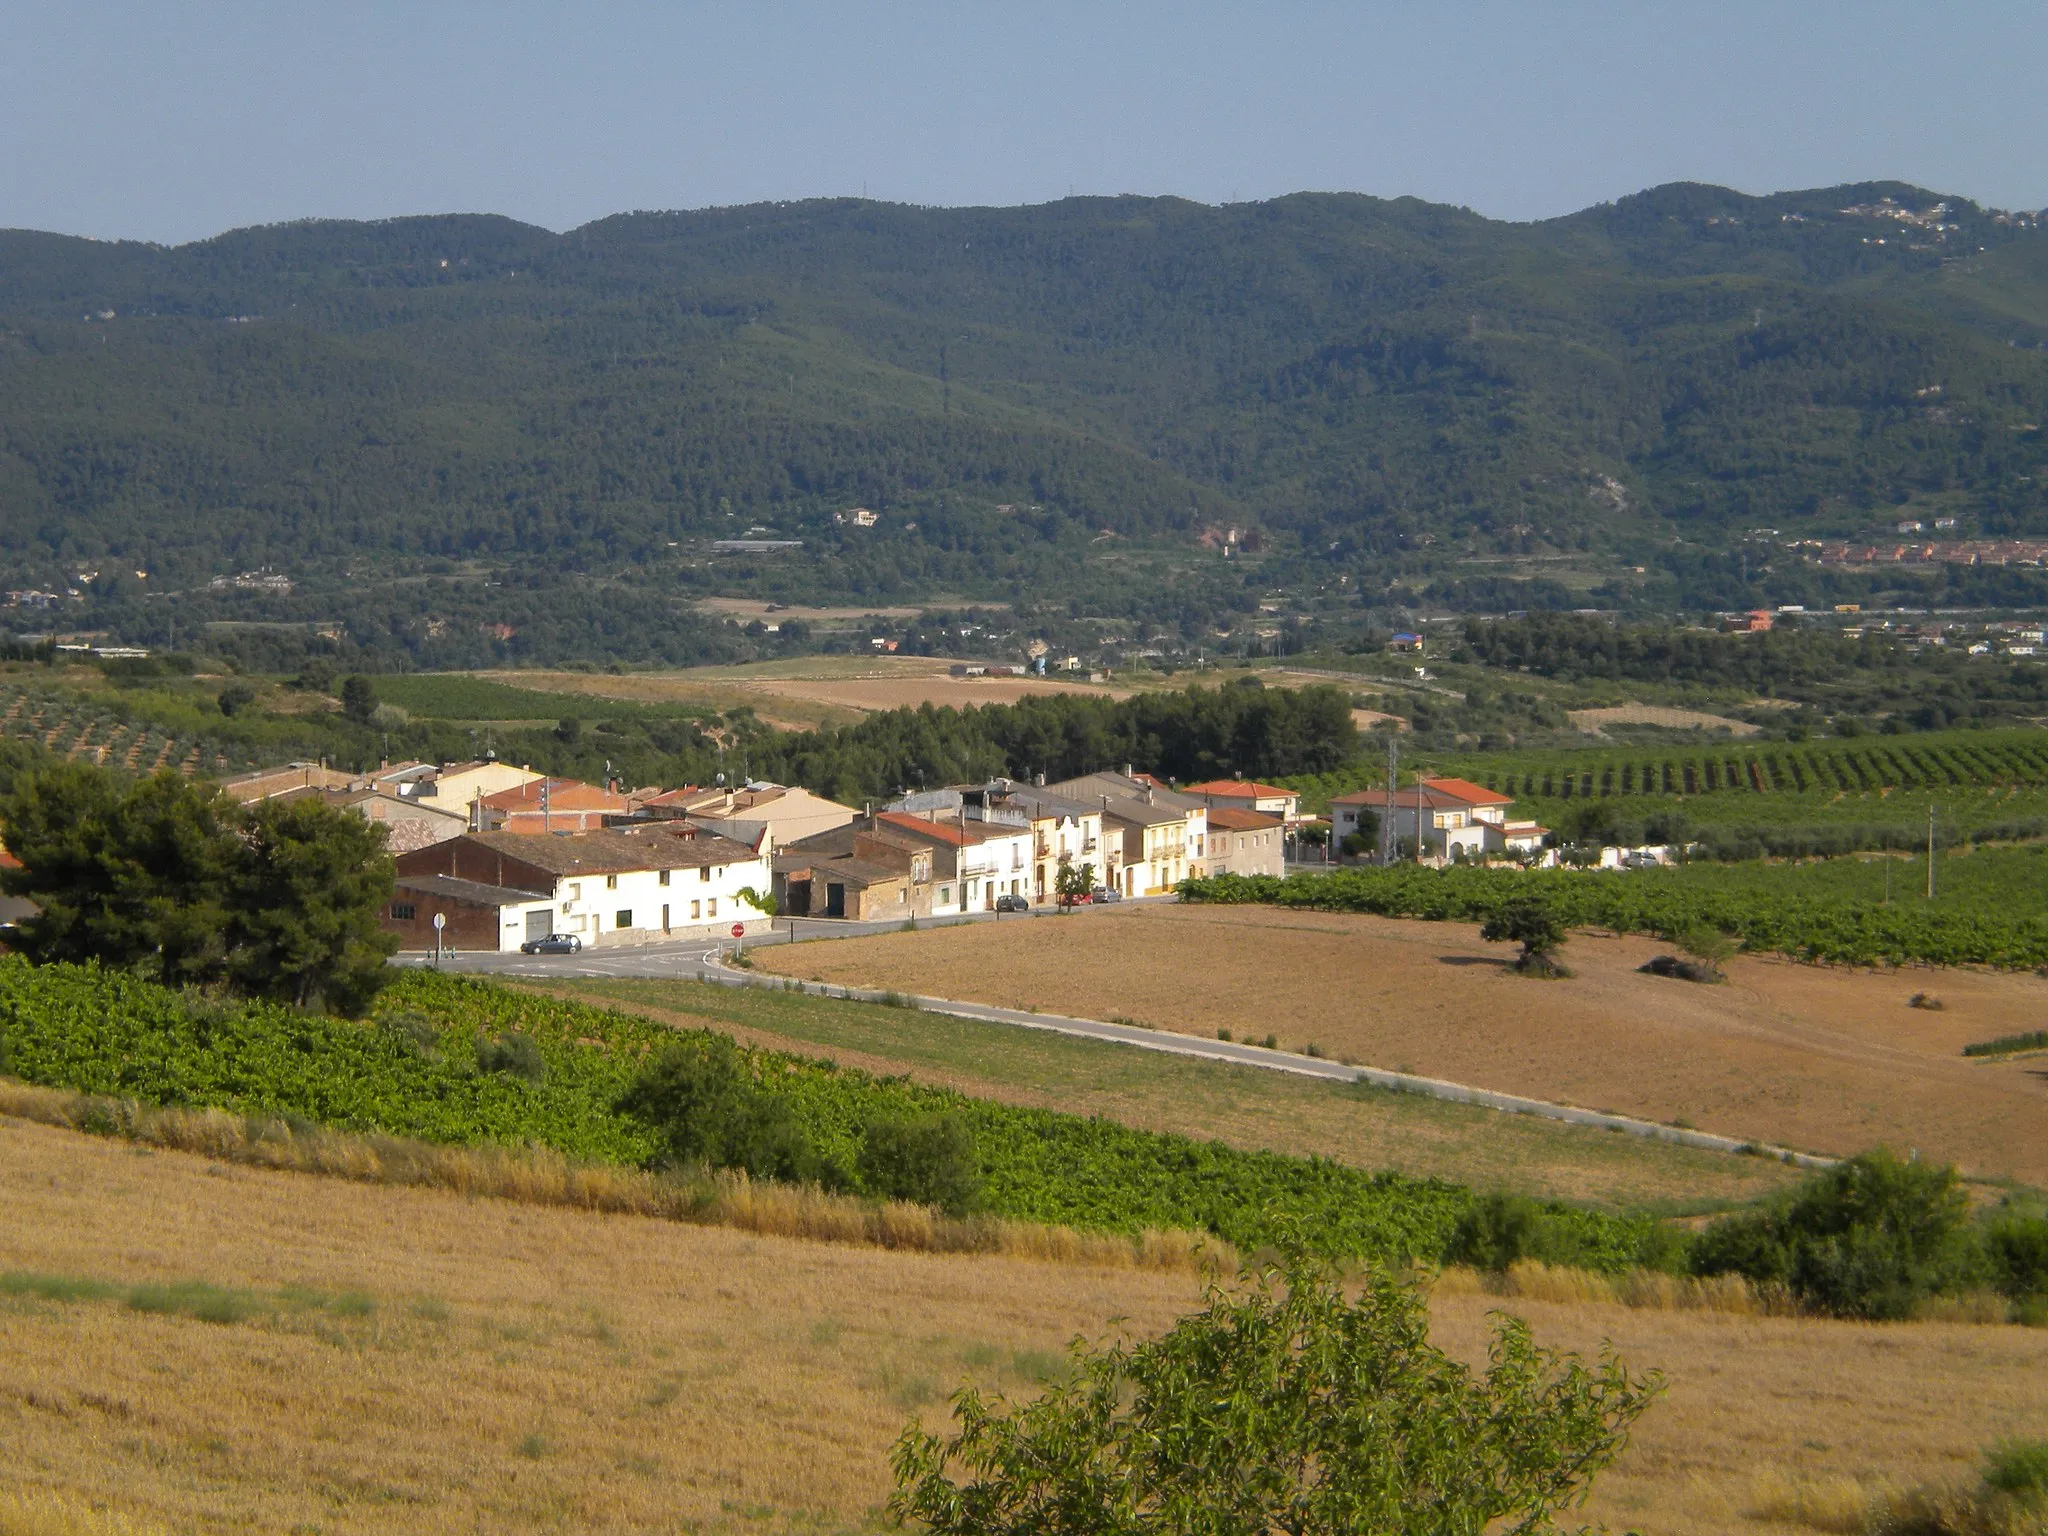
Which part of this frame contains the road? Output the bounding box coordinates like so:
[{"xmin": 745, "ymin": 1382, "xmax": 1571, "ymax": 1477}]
[{"xmin": 395, "ymin": 906, "xmax": 1832, "ymax": 1168}]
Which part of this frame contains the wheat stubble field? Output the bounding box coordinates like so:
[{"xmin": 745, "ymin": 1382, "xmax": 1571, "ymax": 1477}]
[
  {"xmin": 753, "ymin": 905, "xmax": 2048, "ymax": 1183},
  {"xmin": 4, "ymin": 1116, "xmax": 2047, "ymax": 1536}
]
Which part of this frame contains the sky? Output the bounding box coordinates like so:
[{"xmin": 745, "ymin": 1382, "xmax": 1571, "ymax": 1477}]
[{"xmin": 4, "ymin": 1, "xmax": 2046, "ymax": 246}]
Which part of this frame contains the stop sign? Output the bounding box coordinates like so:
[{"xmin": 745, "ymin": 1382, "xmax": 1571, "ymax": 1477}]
[{"xmin": 731, "ymin": 923, "xmax": 745, "ymax": 938}]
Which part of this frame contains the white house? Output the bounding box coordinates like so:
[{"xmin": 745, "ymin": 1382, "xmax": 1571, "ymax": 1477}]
[
  {"xmin": 387, "ymin": 827, "xmax": 770, "ymax": 951},
  {"xmin": 1330, "ymin": 777, "xmax": 1548, "ymax": 863},
  {"xmin": 961, "ymin": 782, "xmax": 1106, "ymax": 902}
]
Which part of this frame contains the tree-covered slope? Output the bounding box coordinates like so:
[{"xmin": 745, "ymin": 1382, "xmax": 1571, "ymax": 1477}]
[{"xmin": 2, "ymin": 183, "xmax": 2046, "ymax": 601}]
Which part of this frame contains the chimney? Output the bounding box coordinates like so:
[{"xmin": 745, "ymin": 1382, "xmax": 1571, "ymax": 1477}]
[
  {"xmin": 1122, "ymin": 763, "xmax": 1133, "ymax": 778},
  {"xmin": 1145, "ymin": 785, "xmax": 1155, "ymax": 805},
  {"xmin": 1034, "ymin": 772, "xmax": 1046, "ymax": 787}
]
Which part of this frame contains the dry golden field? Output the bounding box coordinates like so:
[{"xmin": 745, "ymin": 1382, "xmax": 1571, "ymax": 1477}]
[
  {"xmin": 751, "ymin": 904, "xmax": 2048, "ymax": 1184},
  {"xmin": 486, "ymin": 657, "xmax": 1134, "ymax": 729},
  {"xmin": 4, "ymin": 1116, "xmax": 2047, "ymax": 1536}
]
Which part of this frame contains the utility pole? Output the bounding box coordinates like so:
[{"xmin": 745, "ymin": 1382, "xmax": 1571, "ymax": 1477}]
[
  {"xmin": 1927, "ymin": 803, "xmax": 1937, "ymax": 901},
  {"xmin": 1379, "ymin": 732, "xmax": 1398, "ymax": 866}
]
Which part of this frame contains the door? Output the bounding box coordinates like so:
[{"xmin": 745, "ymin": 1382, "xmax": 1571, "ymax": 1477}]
[
  {"xmin": 825, "ymin": 882, "xmax": 846, "ymax": 919},
  {"xmin": 662, "ymin": 904, "xmax": 670, "ymax": 933},
  {"xmin": 524, "ymin": 909, "xmax": 552, "ymax": 942}
]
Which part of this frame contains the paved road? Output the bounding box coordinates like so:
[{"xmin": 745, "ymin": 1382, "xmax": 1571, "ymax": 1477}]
[{"xmin": 397, "ymin": 909, "xmax": 1833, "ymax": 1169}]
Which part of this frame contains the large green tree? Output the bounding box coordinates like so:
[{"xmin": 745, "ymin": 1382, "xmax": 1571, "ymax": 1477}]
[
  {"xmin": 231, "ymin": 795, "xmax": 398, "ymax": 1013},
  {"xmin": 890, "ymin": 1251, "xmax": 1660, "ymax": 1536},
  {"xmin": 0, "ymin": 764, "xmax": 396, "ymax": 1013}
]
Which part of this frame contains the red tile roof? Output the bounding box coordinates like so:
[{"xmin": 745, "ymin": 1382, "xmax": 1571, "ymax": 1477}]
[
  {"xmin": 1181, "ymin": 779, "xmax": 1297, "ymax": 799},
  {"xmin": 478, "ymin": 777, "xmax": 627, "ymax": 811},
  {"xmin": 1417, "ymin": 776, "xmax": 1513, "ymax": 806},
  {"xmin": 1203, "ymin": 806, "xmax": 1284, "ymax": 832}
]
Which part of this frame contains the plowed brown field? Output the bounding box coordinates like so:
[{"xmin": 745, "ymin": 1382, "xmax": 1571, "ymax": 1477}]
[
  {"xmin": 753, "ymin": 905, "xmax": 2048, "ymax": 1183},
  {"xmin": 5, "ymin": 1117, "xmax": 2046, "ymax": 1535}
]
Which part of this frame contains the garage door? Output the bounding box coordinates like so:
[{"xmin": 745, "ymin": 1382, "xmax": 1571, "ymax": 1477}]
[{"xmin": 525, "ymin": 909, "xmax": 552, "ymax": 941}]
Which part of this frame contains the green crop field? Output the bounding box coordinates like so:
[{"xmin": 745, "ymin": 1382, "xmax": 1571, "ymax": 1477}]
[
  {"xmin": 1187, "ymin": 843, "xmax": 2048, "ymax": 970},
  {"xmin": 1288, "ymin": 727, "xmax": 2048, "ymax": 852},
  {"xmin": 369, "ymin": 673, "xmax": 714, "ymax": 724},
  {"xmin": 0, "ymin": 957, "xmax": 1667, "ymax": 1270}
]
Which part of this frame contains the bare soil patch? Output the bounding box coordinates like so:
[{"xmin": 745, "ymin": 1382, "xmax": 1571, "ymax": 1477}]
[
  {"xmin": 1569, "ymin": 704, "xmax": 1762, "ymax": 736},
  {"xmin": 754, "ymin": 905, "xmax": 2048, "ymax": 1182},
  {"xmin": 488, "ymin": 658, "xmax": 1132, "ymax": 723},
  {"xmin": 2, "ymin": 1118, "xmax": 2043, "ymax": 1536}
]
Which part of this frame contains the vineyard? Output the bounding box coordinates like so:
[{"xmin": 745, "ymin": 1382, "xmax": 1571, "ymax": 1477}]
[
  {"xmin": 0, "ymin": 958, "xmax": 1664, "ymax": 1271},
  {"xmin": 1285, "ymin": 727, "xmax": 2048, "ymax": 851},
  {"xmin": 1183, "ymin": 852, "xmax": 2048, "ymax": 971},
  {"xmin": 1448, "ymin": 729, "xmax": 2048, "ymax": 803},
  {"xmin": 0, "ymin": 681, "xmax": 255, "ymax": 776}
]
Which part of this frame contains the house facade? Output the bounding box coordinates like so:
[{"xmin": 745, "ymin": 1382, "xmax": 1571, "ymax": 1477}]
[
  {"xmin": 387, "ymin": 827, "xmax": 770, "ymax": 951},
  {"xmin": 1047, "ymin": 769, "xmax": 1210, "ymax": 879},
  {"xmin": 1201, "ymin": 806, "xmax": 1286, "ymax": 877},
  {"xmin": 961, "ymin": 782, "xmax": 1106, "ymax": 902},
  {"xmin": 873, "ymin": 810, "xmax": 1034, "ymax": 913},
  {"xmin": 1330, "ymin": 777, "xmax": 1548, "ymax": 863},
  {"xmin": 1101, "ymin": 798, "xmax": 1188, "ymax": 896}
]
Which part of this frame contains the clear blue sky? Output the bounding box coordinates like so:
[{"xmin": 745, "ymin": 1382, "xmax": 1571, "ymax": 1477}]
[{"xmin": 5, "ymin": 1, "xmax": 2045, "ymax": 245}]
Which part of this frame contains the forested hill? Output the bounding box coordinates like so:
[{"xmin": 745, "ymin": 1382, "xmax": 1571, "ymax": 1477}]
[{"xmin": 4, "ymin": 181, "xmax": 2048, "ymax": 608}]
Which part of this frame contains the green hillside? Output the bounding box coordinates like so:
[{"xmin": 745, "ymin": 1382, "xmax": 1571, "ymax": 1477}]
[{"xmin": 4, "ymin": 183, "xmax": 2048, "ymax": 662}]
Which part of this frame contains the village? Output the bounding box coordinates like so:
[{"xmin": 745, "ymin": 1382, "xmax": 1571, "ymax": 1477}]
[{"xmin": 216, "ymin": 756, "xmax": 1547, "ymax": 953}]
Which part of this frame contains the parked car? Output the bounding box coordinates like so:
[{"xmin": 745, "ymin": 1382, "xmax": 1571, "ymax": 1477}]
[
  {"xmin": 519, "ymin": 933, "xmax": 583, "ymax": 955},
  {"xmin": 994, "ymin": 893, "xmax": 1031, "ymax": 913},
  {"xmin": 1089, "ymin": 885, "xmax": 1122, "ymax": 903}
]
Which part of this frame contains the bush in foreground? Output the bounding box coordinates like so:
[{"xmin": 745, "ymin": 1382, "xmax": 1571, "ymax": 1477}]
[
  {"xmin": 890, "ymin": 1249, "xmax": 1662, "ymax": 1536},
  {"xmin": 1690, "ymin": 1149, "xmax": 2048, "ymax": 1321}
]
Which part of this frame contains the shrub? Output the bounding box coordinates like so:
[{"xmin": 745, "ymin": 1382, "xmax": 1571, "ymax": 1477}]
[
  {"xmin": 858, "ymin": 1113, "xmax": 983, "ymax": 1216},
  {"xmin": 1450, "ymin": 1193, "xmax": 1686, "ymax": 1275},
  {"xmin": 890, "ymin": 1250, "xmax": 1662, "ymax": 1536},
  {"xmin": 1674, "ymin": 923, "xmax": 1735, "ymax": 973},
  {"xmin": 475, "ymin": 1031, "xmax": 544, "ymax": 1084},
  {"xmin": 1480, "ymin": 894, "xmax": 1569, "ymax": 977},
  {"xmin": 1985, "ymin": 1440, "xmax": 2048, "ymax": 1501},
  {"xmin": 1983, "ymin": 1211, "xmax": 2048, "ymax": 1300},
  {"xmin": 1693, "ymin": 1149, "xmax": 1981, "ymax": 1319},
  {"xmin": 381, "ymin": 1010, "xmax": 440, "ymax": 1058},
  {"xmin": 1963, "ymin": 1030, "xmax": 2048, "ymax": 1058},
  {"xmin": 618, "ymin": 1037, "xmax": 830, "ymax": 1185}
]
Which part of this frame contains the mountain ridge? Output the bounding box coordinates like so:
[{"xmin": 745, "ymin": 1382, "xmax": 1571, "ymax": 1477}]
[{"xmin": 3, "ymin": 180, "xmax": 2047, "ymax": 654}]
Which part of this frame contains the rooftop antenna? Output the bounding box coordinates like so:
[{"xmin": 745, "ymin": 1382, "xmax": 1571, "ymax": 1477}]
[{"xmin": 1379, "ymin": 731, "xmax": 1398, "ymax": 866}]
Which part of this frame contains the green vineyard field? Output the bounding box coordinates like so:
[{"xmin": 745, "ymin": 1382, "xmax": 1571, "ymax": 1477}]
[{"xmin": 0, "ymin": 958, "xmax": 1663, "ymax": 1271}]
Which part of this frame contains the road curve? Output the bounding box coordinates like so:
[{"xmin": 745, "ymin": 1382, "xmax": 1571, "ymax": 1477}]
[
  {"xmin": 688, "ymin": 947, "xmax": 1834, "ymax": 1169},
  {"xmin": 394, "ymin": 921, "xmax": 1833, "ymax": 1168}
]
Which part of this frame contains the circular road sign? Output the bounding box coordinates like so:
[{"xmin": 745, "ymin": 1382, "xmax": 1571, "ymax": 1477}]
[
  {"xmin": 731, "ymin": 923, "xmax": 745, "ymax": 938},
  {"xmin": 433, "ymin": 912, "xmax": 446, "ymax": 931}
]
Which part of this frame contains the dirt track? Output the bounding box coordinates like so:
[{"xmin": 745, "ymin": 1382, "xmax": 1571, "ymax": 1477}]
[{"xmin": 755, "ymin": 905, "xmax": 2048, "ymax": 1183}]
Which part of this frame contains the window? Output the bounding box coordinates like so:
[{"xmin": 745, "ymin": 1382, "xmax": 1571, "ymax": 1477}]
[
  {"xmin": 616, "ymin": 909, "xmax": 633, "ymax": 929},
  {"xmin": 569, "ymin": 882, "xmax": 582, "ymax": 900},
  {"xmin": 390, "ymin": 902, "xmax": 417, "ymax": 921},
  {"xmin": 707, "ymin": 898, "xmax": 717, "ymax": 918},
  {"xmin": 658, "ymin": 869, "xmax": 671, "ymax": 886},
  {"xmin": 700, "ymin": 865, "xmax": 712, "ymax": 882},
  {"xmin": 939, "ymin": 885, "xmax": 952, "ymax": 906},
  {"xmin": 691, "ymin": 900, "xmax": 701, "ymax": 919},
  {"xmin": 606, "ymin": 874, "xmax": 618, "ymax": 890}
]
